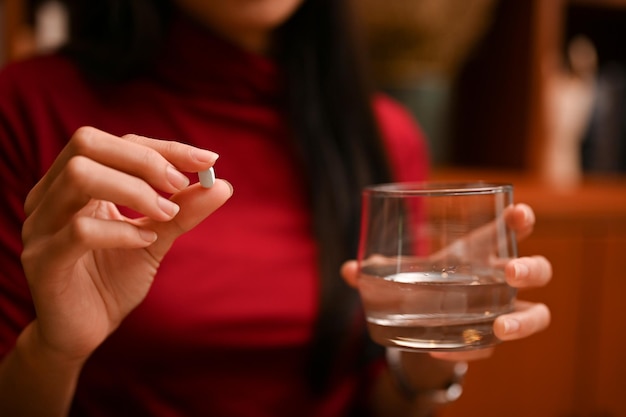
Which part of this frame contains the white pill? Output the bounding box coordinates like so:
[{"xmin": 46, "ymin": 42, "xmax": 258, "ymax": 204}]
[{"xmin": 198, "ymin": 167, "xmax": 215, "ymax": 188}]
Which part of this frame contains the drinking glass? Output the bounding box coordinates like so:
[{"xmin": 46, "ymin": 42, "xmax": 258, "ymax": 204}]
[{"xmin": 357, "ymin": 182, "xmax": 517, "ymax": 351}]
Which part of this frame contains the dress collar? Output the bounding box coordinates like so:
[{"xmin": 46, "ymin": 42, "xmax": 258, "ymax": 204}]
[{"xmin": 154, "ymin": 13, "xmax": 282, "ymax": 104}]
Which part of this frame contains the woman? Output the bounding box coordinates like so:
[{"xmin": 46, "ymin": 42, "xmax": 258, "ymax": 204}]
[{"xmin": 0, "ymin": 0, "xmax": 552, "ymax": 416}]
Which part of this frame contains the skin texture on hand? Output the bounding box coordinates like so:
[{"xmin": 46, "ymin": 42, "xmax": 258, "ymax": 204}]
[
  {"xmin": 21, "ymin": 126, "xmax": 233, "ymax": 363},
  {"xmin": 1, "ymin": 126, "xmax": 233, "ymax": 417}
]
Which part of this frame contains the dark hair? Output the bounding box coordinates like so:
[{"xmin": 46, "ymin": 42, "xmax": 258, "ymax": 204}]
[
  {"xmin": 59, "ymin": 0, "xmax": 173, "ymax": 79},
  {"xmin": 276, "ymin": 0, "xmax": 391, "ymax": 392},
  {"xmin": 60, "ymin": 0, "xmax": 391, "ymax": 394}
]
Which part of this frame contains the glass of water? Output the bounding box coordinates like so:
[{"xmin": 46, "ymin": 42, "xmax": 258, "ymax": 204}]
[{"xmin": 357, "ymin": 182, "xmax": 517, "ymax": 351}]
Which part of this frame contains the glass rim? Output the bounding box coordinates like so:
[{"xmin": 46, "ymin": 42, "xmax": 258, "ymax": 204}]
[{"xmin": 363, "ymin": 181, "xmax": 513, "ymax": 196}]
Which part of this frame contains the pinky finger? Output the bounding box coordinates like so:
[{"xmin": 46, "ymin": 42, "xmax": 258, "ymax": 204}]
[
  {"xmin": 65, "ymin": 216, "xmax": 157, "ymax": 249},
  {"xmin": 493, "ymin": 300, "xmax": 551, "ymax": 341},
  {"xmin": 37, "ymin": 218, "xmax": 157, "ymax": 270}
]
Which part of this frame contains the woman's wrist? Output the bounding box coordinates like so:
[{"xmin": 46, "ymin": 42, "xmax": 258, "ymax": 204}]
[
  {"xmin": 385, "ymin": 347, "xmax": 468, "ymax": 406},
  {"xmin": 0, "ymin": 322, "xmax": 86, "ymax": 417},
  {"xmin": 16, "ymin": 321, "xmax": 90, "ymax": 371}
]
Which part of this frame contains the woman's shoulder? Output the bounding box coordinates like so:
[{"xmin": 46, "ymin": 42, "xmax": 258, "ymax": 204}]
[
  {"xmin": 372, "ymin": 93, "xmax": 425, "ymax": 140},
  {"xmin": 372, "ymin": 93, "xmax": 430, "ymax": 181}
]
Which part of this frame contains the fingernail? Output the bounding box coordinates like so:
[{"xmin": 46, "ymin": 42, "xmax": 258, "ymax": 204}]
[
  {"xmin": 166, "ymin": 165, "xmax": 190, "ymax": 190},
  {"xmin": 522, "ymin": 205, "xmax": 535, "ymax": 226},
  {"xmin": 513, "ymin": 262, "xmax": 529, "ymax": 280},
  {"xmin": 157, "ymin": 196, "xmax": 180, "ymax": 217},
  {"xmin": 139, "ymin": 229, "xmax": 157, "ymax": 243},
  {"xmin": 222, "ymin": 179, "xmax": 234, "ymax": 195},
  {"xmin": 193, "ymin": 149, "xmax": 219, "ymax": 164},
  {"xmin": 503, "ymin": 318, "xmax": 520, "ymax": 334}
]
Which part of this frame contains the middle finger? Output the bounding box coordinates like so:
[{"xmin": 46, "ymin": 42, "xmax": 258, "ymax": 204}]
[
  {"xmin": 25, "ymin": 127, "xmax": 217, "ymax": 215},
  {"xmin": 505, "ymin": 255, "xmax": 552, "ymax": 288}
]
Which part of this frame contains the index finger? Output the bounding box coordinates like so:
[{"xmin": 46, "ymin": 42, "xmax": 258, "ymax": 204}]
[
  {"xmin": 504, "ymin": 203, "xmax": 535, "ymax": 241},
  {"xmin": 25, "ymin": 127, "xmax": 218, "ymax": 215}
]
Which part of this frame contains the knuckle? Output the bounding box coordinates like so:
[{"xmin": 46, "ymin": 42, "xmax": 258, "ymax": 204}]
[
  {"xmin": 20, "ymin": 244, "xmax": 35, "ymax": 269},
  {"xmin": 21, "ymin": 215, "xmax": 34, "ymax": 243},
  {"xmin": 121, "ymin": 133, "xmax": 141, "ymax": 143},
  {"xmin": 68, "ymin": 216, "xmax": 94, "ymax": 245},
  {"xmin": 122, "ymin": 133, "xmax": 153, "ymax": 149},
  {"xmin": 122, "ymin": 134, "xmax": 166, "ymax": 167},
  {"xmin": 63, "ymin": 156, "xmax": 91, "ymax": 188},
  {"xmin": 137, "ymin": 146, "xmax": 164, "ymax": 168},
  {"xmin": 162, "ymin": 139, "xmax": 191, "ymax": 160},
  {"xmin": 24, "ymin": 188, "xmax": 37, "ymax": 215},
  {"xmin": 165, "ymin": 140, "xmax": 183, "ymax": 155},
  {"xmin": 20, "ymin": 239, "xmax": 47, "ymax": 279},
  {"xmin": 70, "ymin": 126, "xmax": 98, "ymax": 152}
]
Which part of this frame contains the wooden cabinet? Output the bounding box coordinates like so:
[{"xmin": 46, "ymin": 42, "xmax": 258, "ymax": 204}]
[
  {"xmin": 440, "ymin": 5, "xmax": 626, "ymax": 413},
  {"xmin": 449, "ymin": 0, "xmax": 626, "ymax": 177},
  {"xmin": 0, "ymin": 0, "xmax": 65, "ymax": 65},
  {"xmin": 438, "ymin": 3, "xmax": 626, "ymax": 415},
  {"xmin": 434, "ymin": 170, "xmax": 626, "ymax": 417},
  {"xmin": 0, "ymin": 0, "xmax": 31, "ymax": 64}
]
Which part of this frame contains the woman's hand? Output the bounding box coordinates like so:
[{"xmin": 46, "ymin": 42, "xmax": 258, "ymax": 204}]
[
  {"xmin": 20, "ymin": 126, "xmax": 233, "ymax": 364},
  {"xmin": 341, "ymin": 203, "xmax": 552, "ymax": 362}
]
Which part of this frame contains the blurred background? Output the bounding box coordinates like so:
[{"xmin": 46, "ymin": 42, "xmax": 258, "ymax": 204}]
[{"xmin": 1, "ymin": 0, "xmax": 625, "ymax": 416}]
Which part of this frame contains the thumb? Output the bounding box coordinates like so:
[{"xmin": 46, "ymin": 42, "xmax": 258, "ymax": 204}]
[{"xmin": 146, "ymin": 179, "xmax": 233, "ymax": 257}]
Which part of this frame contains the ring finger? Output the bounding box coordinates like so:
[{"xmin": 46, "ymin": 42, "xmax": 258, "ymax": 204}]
[{"xmin": 493, "ymin": 300, "xmax": 551, "ymax": 341}]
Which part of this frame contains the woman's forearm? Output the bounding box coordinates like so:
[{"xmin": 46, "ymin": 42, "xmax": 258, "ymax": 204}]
[{"xmin": 0, "ymin": 322, "xmax": 85, "ymax": 417}]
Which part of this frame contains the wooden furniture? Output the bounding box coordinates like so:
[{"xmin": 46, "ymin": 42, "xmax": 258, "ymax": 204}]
[
  {"xmin": 434, "ymin": 169, "xmax": 626, "ymax": 417},
  {"xmin": 450, "ymin": 0, "xmax": 626, "ymax": 176},
  {"xmin": 1, "ymin": 0, "xmax": 33, "ymax": 64},
  {"xmin": 439, "ymin": 1, "xmax": 626, "ymax": 415}
]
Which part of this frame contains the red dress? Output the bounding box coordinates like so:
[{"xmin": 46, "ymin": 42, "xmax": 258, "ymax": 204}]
[{"xmin": 0, "ymin": 17, "xmax": 428, "ymax": 417}]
